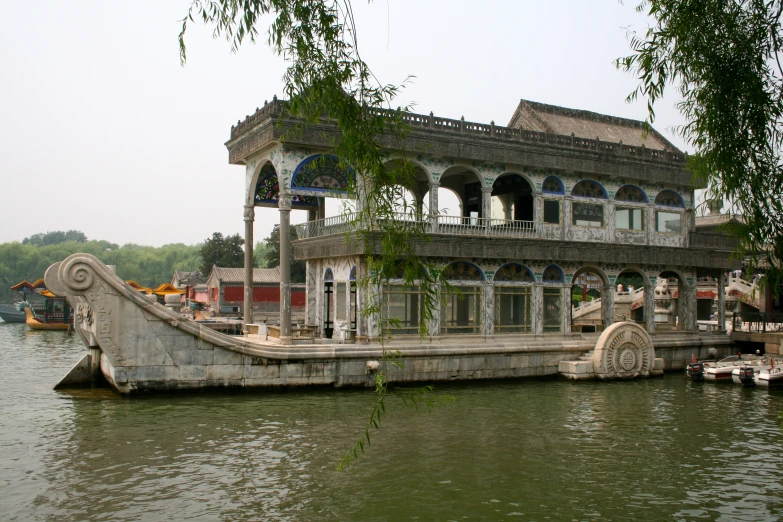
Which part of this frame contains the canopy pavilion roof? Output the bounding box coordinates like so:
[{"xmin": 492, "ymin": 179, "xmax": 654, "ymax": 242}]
[
  {"xmin": 151, "ymin": 283, "xmax": 186, "ymax": 296},
  {"xmin": 10, "ymin": 280, "xmax": 34, "ymax": 291},
  {"xmin": 126, "ymin": 281, "xmax": 153, "ymax": 294}
]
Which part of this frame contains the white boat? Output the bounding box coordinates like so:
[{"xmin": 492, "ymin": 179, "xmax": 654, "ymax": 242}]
[
  {"xmin": 756, "ymin": 363, "xmax": 783, "ymax": 388},
  {"xmin": 731, "ymin": 360, "xmax": 771, "ymax": 385},
  {"xmin": 703, "ymin": 354, "xmax": 765, "ymax": 382}
]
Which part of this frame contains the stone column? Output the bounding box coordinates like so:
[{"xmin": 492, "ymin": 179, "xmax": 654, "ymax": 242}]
[
  {"xmin": 533, "ymin": 283, "xmax": 543, "ymax": 335},
  {"xmin": 427, "ymin": 284, "xmax": 441, "ymax": 338},
  {"xmin": 243, "ymin": 204, "xmax": 255, "ymax": 330},
  {"xmin": 534, "ymin": 195, "xmax": 543, "ymax": 223},
  {"xmin": 305, "ymin": 260, "xmax": 317, "ymax": 327},
  {"xmin": 718, "ymin": 272, "xmax": 727, "ymax": 331},
  {"xmin": 482, "ymin": 186, "xmax": 492, "ymax": 234},
  {"xmin": 679, "ymin": 281, "xmax": 698, "ymax": 332},
  {"xmin": 316, "ymin": 197, "xmax": 326, "ymax": 220},
  {"xmin": 601, "ymin": 284, "xmax": 615, "ymax": 327},
  {"xmin": 644, "ymin": 280, "xmax": 656, "ymax": 334},
  {"xmin": 646, "ymin": 204, "xmax": 654, "ymax": 245},
  {"xmin": 482, "ymin": 283, "xmax": 494, "ymax": 336},
  {"xmin": 606, "ymin": 202, "xmax": 616, "ymax": 243},
  {"xmin": 428, "ymin": 182, "xmax": 439, "ymax": 232},
  {"xmin": 562, "ymin": 197, "xmax": 572, "ymax": 240},
  {"xmin": 562, "ymin": 284, "xmax": 572, "ymax": 333},
  {"xmin": 278, "ymin": 195, "xmax": 293, "ymax": 344}
]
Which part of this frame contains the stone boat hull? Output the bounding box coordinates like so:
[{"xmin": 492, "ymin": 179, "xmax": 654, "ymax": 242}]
[{"xmin": 46, "ymin": 254, "xmax": 735, "ymax": 395}]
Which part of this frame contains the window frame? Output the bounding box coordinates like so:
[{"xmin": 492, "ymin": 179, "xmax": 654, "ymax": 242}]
[
  {"xmin": 615, "ymin": 206, "xmax": 645, "ymax": 231},
  {"xmin": 494, "ymin": 285, "xmax": 533, "ymax": 333},
  {"xmin": 543, "ymin": 198, "xmax": 561, "ymax": 225},
  {"xmin": 655, "ymin": 210, "xmax": 683, "ymax": 235}
]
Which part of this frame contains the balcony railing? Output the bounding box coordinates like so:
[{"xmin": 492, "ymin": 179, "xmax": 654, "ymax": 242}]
[{"xmin": 294, "ymin": 213, "xmax": 542, "ymax": 240}]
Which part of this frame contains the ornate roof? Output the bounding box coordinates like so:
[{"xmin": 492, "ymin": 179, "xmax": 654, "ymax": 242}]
[
  {"xmin": 209, "ymin": 267, "xmax": 281, "ymax": 284},
  {"xmin": 507, "ymin": 99, "xmax": 679, "ymax": 152}
]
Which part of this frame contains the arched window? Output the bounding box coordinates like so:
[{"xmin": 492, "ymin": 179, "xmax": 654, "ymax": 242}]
[
  {"xmin": 255, "ymin": 162, "xmax": 318, "ymax": 208},
  {"xmin": 615, "ymin": 185, "xmax": 648, "ymax": 231},
  {"xmin": 442, "ymin": 261, "xmax": 484, "ymax": 281},
  {"xmin": 571, "ymin": 180, "xmax": 607, "ymax": 199},
  {"xmin": 615, "ymin": 185, "xmax": 648, "ymax": 203},
  {"xmin": 654, "ymin": 190, "xmax": 684, "ymax": 208},
  {"xmin": 542, "ymin": 265, "xmax": 564, "ymax": 283},
  {"xmin": 654, "ymin": 190, "xmax": 684, "ymax": 234},
  {"xmin": 571, "ymin": 181, "xmax": 606, "ymax": 228},
  {"xmin": 323, "ymin": 268, "xmax": 334, "ymax": 281},
  {"xmin": 542, "ymin": 176, "xmax": 564, "ymax": 194},
  {"xmin": 494, "ymin": 263, "xmax": 534, "ymax": 283},
  {"xmin": 292, "ymin": 155, "xmax": 353, "ymax": 193}
]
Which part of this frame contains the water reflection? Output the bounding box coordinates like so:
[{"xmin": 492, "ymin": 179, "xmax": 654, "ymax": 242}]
[{"xmin": 1, "ymin": 325, "xmax": 783, "ymax": 521}]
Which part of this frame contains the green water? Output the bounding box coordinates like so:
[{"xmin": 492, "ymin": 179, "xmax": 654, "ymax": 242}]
[{"xmin": 1, "ymin": 321, "xmax": 783, "ymax": 521}]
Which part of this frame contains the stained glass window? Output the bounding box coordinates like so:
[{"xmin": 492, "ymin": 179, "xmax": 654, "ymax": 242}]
[
  {"xmin": 324, "ymin": 268, "xmax": 334, "ymax": 281},
  {"xmin": 542, "ymin": 176, "xmax": 564, "ymax": 194},
  {"xmin": 571, "ymin": 180, "xmax": 607, "ymax": 199},
  {"xmin": 442, "ymin": 262, "xmax": 484, "ymax": 281},
  {"xmin": 542, "ymin": 265, "xmax": 564, "ymax": 283},
  {"xmin": 349, "ymin": 266, "xmax": 357, "ymax": 281},
  {"xmin": 572, "ymin": 202, "xmax": 604, "ymax": 227},
  {"xmin": 615, "ymin": 185, "xmax": 647, "ymax": 203},
  {"xmin": 654, "ymin": 190, "xmax": 684, "ymax": 208},
  {"xmin": 254, "ymin": 164, "xmax": 279, "ymax": 204},
  {"xmin": 255, "ymin": 163, "xmax": 318, "ymax": 208},
  {"xmin": 494, "ymin": 263, "xmax": 534, "ymax": 282},
  {"xmin": 292, "ymin": 155, "xmax": 353, "ymax": 192}
]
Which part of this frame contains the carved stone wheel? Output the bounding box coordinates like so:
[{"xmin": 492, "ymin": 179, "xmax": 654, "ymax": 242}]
[{"xmin": 592, "ymin": 321, "xmax": 655, "ymax": 380}]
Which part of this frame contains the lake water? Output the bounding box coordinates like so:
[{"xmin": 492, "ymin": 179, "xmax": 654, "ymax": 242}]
[{"xmin": 1, "ymin": 319, "xmax": 783, "ymax": 521}]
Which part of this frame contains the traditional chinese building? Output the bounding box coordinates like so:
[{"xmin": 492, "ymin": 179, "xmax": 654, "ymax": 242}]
[{"xmin": 225, "ymin": 97, "xmax": 738, "ymax": 346}]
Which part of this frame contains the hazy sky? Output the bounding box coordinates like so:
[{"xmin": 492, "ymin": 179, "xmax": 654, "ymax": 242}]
[{"xmin": 0, "ymin": 1, "xmax": 689, "ymax": 247}]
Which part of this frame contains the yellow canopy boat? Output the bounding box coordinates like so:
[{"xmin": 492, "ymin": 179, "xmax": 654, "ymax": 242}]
[{"xmin": 24, "ymin": 307, "xmax": 70, "ymax": 331}]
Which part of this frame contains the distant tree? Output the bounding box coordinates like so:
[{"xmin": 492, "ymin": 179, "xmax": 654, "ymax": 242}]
[
  {"xmin": 262, "ymin": 225, "xmax": 305, "ymax": 283},
  {"xmin": 22, "ymin": 230, "xmax": 87, "ymax": 246},
  {"xmin": 618, "ymin": 0, "xmax": 783, "ymax": 289},
  {"xmin": 254, "ymin": 241, "xmax": 271, "ymax": 268},
  {"xmin": 199, "ymin": 232, "xmax": 244, "ymax": 276}
]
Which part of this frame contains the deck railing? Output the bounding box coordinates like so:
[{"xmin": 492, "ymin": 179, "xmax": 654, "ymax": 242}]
[{"xmin": 294, "ymin": 213, "xmax": 542, "ymax": 240}]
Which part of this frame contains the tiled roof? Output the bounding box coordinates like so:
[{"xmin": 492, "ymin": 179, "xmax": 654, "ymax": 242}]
[
  {"xmin": 695, "ymin": 214, "xmax": 744, "ymax": 229},
  {"xmin": 173, "ymin": 271, "xmax": 206, "ymax": 285},
  {"xmin": 212, "ymin": 267, "xmax": 281, "ymax": 284},
  {"xmin": 507, "ymin": 99, "xmax": 678, "ymax": 152}
]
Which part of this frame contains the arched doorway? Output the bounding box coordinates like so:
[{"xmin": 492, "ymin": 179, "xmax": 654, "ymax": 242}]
[
  {"xmin": 440, "ymin": 166, "xmax": 484, "ymax": 220},
  {"xmin": 491, "ymin": 173, "xmax": 534, "ymax": 222},
  {"xmin": 570, "ymin": 266, "xmax": 610, "ymax": 331},
  {"xmin": 616, "ymin": 268, "xmax": 649, "ymax": 323}
]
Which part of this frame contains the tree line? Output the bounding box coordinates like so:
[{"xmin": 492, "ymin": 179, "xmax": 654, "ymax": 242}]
[{"xmin": 0, "ymin": 228, "xmax": 302, "ymax": 303}]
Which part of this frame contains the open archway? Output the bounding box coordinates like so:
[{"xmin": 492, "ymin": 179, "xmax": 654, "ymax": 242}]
[
  {"xmin": 570, "ymin": 265, "xmax": 611, "ymax": 332},
  {"xmin": 491, "ymin": 173, "xmax": 534, "ymax": 222},
  {"xmin": 440, "ymin": 166, "xmax": 484, "ymax": 219}
]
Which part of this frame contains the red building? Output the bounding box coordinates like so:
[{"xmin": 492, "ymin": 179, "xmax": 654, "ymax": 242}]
[{"xmin": 205, "ymin": 266, "xmax": 305, "ymax": 322}]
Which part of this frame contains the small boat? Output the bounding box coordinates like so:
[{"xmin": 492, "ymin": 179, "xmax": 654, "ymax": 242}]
[
  {"xmin": 0, "ymin": 304, "xmax": 25, "ymax": 323},
  {"xmin": 756, "ymin": 360, "xmax": 783, "ymax": 388},
  {"xmin": 24, "ymin": 307, "xmax": 70, "ymax": 331},
  {"xmin": 703, "ymin": 354, "xmax": 765, "ymax": 382},
  {"xmin": 687, "ymin": 361, "xmax": 705, "ymax": 381},
  {"xmin": 734, "ymin": 366, "xmax": 757, "ymax": 387}
]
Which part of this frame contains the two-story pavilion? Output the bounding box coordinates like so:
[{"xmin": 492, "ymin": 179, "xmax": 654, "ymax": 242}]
[{"xmin": 226, "ymin": 97, "xmax": 737, "ymax": 345}]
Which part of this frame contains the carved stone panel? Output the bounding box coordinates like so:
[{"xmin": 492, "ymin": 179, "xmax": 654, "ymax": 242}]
[{"xmin": 592, "ymin": 322, "xmax": 655, "ymax": 380}]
